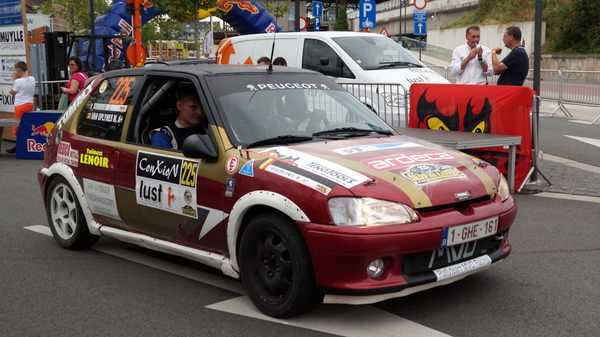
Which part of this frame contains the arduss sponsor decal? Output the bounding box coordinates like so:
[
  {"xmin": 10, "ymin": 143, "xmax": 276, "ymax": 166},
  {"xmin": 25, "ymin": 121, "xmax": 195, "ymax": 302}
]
[
  {"xmin": 260, "ymin": 147, "xmax": 368, "ymax": 189},
  {"xmin": 332, "ymin": 142, "xmax": 421, "ymax": 155},
  {"xmin": 135, "ymin": 151, "xmax": 200, "ymax": 218},
  {"xmin": 362, "ymin": 152, "xmax": 456, "ymax": 172},
  {"xmin": 402, "ymin": 164, "xmax": 466, "ymax": 185}
]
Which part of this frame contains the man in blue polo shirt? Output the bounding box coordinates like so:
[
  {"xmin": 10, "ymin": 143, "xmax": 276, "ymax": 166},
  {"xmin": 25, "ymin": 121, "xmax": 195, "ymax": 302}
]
[{"xmin": 491, "ymin": 26, "xmax": 529, "ymax": 86}]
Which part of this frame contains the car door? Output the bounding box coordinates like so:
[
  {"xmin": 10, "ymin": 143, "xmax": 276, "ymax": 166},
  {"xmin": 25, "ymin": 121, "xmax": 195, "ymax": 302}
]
[
  {"xmin": 113, "ymin": 72, "xmax": 229, "ymax": 254},
  {"xmin": 69, "ymin": 74, "xmax": 137, "ymax": 230}
]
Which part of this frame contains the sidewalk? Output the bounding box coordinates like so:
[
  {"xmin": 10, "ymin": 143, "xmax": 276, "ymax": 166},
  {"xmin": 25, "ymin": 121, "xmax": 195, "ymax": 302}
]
[{"xmin": 521, "ymin": 101, "xmax": 600, "ymax": 197}]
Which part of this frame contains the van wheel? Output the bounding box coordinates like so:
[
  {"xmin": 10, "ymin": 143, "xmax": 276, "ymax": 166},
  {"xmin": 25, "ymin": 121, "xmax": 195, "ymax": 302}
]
[
  {"xmin": 46, "ymin": 177, "xmax": 100, "ymax": 249},
  {"xmin": 239, "ymin": 213, "xmax": 322, "ymax": 317}
]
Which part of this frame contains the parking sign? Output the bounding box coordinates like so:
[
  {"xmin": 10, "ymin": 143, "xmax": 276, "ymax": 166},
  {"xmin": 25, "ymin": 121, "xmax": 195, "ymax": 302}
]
[{"xmin": 359, "ymin": 0, "xmax": 376, "ymax": 29}]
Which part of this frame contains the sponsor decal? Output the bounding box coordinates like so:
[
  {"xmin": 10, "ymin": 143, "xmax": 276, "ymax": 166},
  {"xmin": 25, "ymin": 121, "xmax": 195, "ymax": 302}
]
[
  {"xmin": 264, "ymin": 164, "xmax": 332, "ymax": 195},
  {"xmin": 135, "ymin": 151, "xmax": 200, "ymax": 218},
  {"xmin": 99, "ymin": 80, "xmax": 109, "ymax": 93},
  {"xmin": 56, "ymin": 141, "xmax": 79, "ymax": 167},
  {"xmin": 245, "ymin": 83, "xmax": 330, "ymax": 91},
  {"xmin": 332, "ymin": 142, "xmax": 421, "ymax": 155},
  {"xmin": 26, "ymin": 139, "xmax": 46, "ymax": 152},
  {"xmin": 226, "ymin": 178, "xmax": 235, "ymax": 192},
  {"xmin": 90, "ymin": 103, "xmax": 128, "ymax": 113},
  {"xmin": 454, "ymin": 191, "xmax": 472, "ymax": 201},
  {"xmin": 225, "ymin": 155, "xmax": 239, "ymax": 174},
  {"xmin": 30, "ymin": 122, "xmax": 54, "ymax": 137},
  {"xmin": 239, "ymin": 159, "xmax": 254, "ymax": 177},
  {"xmin": 362, "ymin": 152, "xmax": 456, "ymax": 172},
  {"xmin": 260, "ymin": 147, "xmax": 369, "ymax": 188},
  {"xmin": 402, "ymin": 164, "xmax": 466, "ymax": 185},
  {"xmin": 83, "ymin": 178, "xmax": 121, "ymax": 220},
  {"xmin": 80, "ymin": 148, "xmax": 109, "ymax": 168}
]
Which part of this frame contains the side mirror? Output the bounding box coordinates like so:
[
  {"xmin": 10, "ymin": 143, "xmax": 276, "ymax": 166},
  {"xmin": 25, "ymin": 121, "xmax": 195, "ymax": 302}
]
[
  {"xmin": 318, "ymin": 56, "xmax": 342, "ymax": 77},
  {"xmin": 182, "ymin": 134, "xmax": 218, "ymax": 159}
]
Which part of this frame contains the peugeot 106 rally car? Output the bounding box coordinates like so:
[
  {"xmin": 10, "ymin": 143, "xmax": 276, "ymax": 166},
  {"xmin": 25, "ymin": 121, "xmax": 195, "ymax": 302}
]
[{"xmin": 38, "ymin": 65, "xmax": 517, "ymax": 318}]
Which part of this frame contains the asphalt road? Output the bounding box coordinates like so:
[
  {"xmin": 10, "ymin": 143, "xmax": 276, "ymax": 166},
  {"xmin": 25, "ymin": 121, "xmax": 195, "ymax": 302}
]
[{"xmin": 1, "ymin": 108, "xmax": 599, "ymax": 336}]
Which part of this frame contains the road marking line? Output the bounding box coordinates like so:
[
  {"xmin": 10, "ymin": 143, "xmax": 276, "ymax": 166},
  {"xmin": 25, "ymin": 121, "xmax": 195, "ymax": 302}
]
[
  {"xmin": 542, "ymin": 153, "xmax": 600, "ymax": 174},
  {"xmin": 24, "ymin": 225, "xmax": 452, "ymax": 336},
  {"xmin": 568, "ymin": 120, "xmax": 594, "ymax": 125},
  {"xmin": 565, "ymin": 135, "xmax": 600, "ymax": 148},
  {"xmin": 534, "ymin": 192, "xmax": 600, "ymax": 203},
  {"xmin": 207, "ymin": 296, "xmax": 451, "ymax": 337}
]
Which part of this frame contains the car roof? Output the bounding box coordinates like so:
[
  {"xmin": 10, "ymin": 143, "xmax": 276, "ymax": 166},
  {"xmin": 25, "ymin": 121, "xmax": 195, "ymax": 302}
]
[
  {"xmin": 100, "ymin": 64, "xmax": 321, "ymax": 78},
  {"xmin": 144, "ymin": 58, "xmax": 215, "ymax": 66},
  {"xmin": 227, "ymin": 31, "xmax": 389, "ymax": 40}
]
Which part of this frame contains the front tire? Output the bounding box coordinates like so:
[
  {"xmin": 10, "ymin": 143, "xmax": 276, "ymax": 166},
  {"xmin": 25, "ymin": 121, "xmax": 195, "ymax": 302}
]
[
  {"xmin": 239, "ymin": 213, "xmax": 322, "ymax": 317},
  {"xmin": 46, "ymin": 177, "xmax": 100, "ymax": 249}
]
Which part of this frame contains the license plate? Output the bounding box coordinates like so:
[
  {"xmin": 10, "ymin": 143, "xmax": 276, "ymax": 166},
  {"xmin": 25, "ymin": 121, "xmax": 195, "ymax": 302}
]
[
  {"xmin": 433, "ymin": 255, "xmax": 492, "ymax": 281},
  {"xmin": 441, "ymin": 216, "xmax": 498, "ymax": 247}
]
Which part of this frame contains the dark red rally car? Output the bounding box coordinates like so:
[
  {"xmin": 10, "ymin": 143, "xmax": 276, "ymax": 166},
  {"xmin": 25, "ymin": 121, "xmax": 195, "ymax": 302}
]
[{"xmin": 38, "ymin": 65, "xmax": 516, "ymax": 317}]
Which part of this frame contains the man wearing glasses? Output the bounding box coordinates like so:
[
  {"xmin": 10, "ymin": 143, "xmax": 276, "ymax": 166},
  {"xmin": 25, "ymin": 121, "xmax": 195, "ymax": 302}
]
[{"xmin": 491, "ymin": 26, "xmax": 529, "ymax": 86}]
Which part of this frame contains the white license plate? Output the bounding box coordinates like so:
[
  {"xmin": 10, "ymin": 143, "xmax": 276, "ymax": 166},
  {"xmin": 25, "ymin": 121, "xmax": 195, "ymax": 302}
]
[
  {"xmin": 433, "ymin": 255, "xmax": 492, "ymax": 281},
  {"xmin": 441, "ymin": 216, "xmax": 499, "ymax": 247}
]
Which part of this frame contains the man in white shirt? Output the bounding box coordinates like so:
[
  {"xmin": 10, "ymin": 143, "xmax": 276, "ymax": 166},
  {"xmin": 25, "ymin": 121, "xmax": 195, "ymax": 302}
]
[
  {"xmin": 450, "ymin": 25, "xmax": 493, "ymax": 85},
  {"xmin": 7, "ymin": 61, "xmax": 36, "ymax": 153}
]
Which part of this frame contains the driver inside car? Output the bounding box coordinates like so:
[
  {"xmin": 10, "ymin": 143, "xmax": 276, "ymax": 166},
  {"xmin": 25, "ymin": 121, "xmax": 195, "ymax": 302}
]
[{"xmin": 150, "ymin": 86, "xmax": 207, "ymax": 149}]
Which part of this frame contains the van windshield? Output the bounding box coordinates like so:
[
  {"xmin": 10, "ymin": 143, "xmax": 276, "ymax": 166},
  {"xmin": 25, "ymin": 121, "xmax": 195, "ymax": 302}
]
[{"xmin": 333, "ymin": 36, "xmax": 423, "ymax": 70}]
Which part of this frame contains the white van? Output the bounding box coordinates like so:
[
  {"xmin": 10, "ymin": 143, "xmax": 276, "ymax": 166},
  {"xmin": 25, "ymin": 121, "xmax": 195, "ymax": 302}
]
[{"xmin": 215, "ymin": 31, "xmax": 450, "ymax": 126}]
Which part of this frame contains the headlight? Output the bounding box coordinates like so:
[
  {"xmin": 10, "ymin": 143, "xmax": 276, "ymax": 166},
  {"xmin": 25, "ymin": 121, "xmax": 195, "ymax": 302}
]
[
  {"xmin": 327, "ymin": 197, "xmax": 418, "ymax": 227},
  {"xmin": 498, "ymin": 175, "xmax": 510, "ymax": 202}
]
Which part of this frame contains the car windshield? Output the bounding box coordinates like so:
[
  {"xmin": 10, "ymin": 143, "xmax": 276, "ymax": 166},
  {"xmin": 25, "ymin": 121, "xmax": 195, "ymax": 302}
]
[
  {"xmin": 206, "ymin": 73, "xmax": 393, "ymax": 147},
  {"xmin": 332, "ymin": 36, "xmax": 423, "ymax": 70}
]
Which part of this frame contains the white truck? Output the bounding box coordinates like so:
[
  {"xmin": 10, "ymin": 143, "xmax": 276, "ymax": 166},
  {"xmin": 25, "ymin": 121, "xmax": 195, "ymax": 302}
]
[{"xmin": 215, "ymin": 31, "xmax": 450, "ymax": 127}]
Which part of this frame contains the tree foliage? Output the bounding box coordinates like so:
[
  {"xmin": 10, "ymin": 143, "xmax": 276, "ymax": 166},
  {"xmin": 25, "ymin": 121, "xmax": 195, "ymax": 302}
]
[
  {"xmin": 39, "ymin": 0, "xmax": 109, "ymax": 34},
  {"xmin": 261, "ymin": 0, "xmax": 291, "ymax": 20},
  {"xmin": 142, "ymin": 15, "xmax": 185, "ymax": 48},
  {"xmin": 334, "ymin": 4, "xmax": 349, "ymax": 31},
  {"xmin": 148, "ymin": 0, "xmax": 215, "ymax": 22}
]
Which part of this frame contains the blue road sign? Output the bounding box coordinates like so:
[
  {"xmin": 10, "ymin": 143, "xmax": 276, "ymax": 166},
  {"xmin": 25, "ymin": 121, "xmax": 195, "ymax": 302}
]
[
  {"xmin": 359, "ymin": 0, "xmax": 376, "ymax": 29},
  {"xmin": 414, "ymin": 9, "xmax": 427, "ymax": 35},
  {"xmin": 312, "ymin": 1, "xmax": 323, "ymax": 18},
  {"xmin": 315, "ymin": 17, "xmax": 321, "ymax": 31}
]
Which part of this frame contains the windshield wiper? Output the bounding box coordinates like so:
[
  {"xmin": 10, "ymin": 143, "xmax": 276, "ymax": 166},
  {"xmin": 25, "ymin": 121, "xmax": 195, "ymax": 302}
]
[
  {"xmin": 312, "ymin": 127, "xmax": 393, "ymax": 138},
  {"xmin": 377, "ymin": 61, "xmax": 423, "ymax": 69},
  {"xmin": 247, "ymin": 135, "xmax": 314, "ymax": 148}
]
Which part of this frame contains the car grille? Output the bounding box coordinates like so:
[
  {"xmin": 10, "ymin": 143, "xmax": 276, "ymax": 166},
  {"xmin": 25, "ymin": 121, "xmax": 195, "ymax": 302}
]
[{"xmin": 416, "ymin": 195, "xmax": 493, "ymax": 214}]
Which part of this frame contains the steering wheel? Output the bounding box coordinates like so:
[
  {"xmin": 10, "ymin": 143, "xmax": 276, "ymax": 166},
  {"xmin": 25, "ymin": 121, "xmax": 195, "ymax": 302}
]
[{"xmin": 294, "ymin": 109, "xmax": 329, "ymax": 133}]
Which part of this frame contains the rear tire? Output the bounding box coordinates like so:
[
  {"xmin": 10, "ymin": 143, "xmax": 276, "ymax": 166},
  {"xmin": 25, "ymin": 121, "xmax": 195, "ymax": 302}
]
[
  {"xmin": 239, "ymin": 213, "xmax": 322, "ymax": 317},
  {"xmin": 46, "ymin": 177, "xmax": 100, "ymax": 249}
]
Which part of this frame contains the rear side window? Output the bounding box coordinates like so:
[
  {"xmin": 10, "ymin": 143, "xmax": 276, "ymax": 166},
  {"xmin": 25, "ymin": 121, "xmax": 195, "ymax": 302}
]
[{"xmin": 77, "ymin": 76, "xmax": 139, "ymax": 141}]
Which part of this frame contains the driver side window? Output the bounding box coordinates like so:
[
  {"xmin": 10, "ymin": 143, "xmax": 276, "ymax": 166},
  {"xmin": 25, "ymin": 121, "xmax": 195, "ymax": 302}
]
[{"xmin": 302, "ymin": 39, "xmax": 353, "ymax": 79}]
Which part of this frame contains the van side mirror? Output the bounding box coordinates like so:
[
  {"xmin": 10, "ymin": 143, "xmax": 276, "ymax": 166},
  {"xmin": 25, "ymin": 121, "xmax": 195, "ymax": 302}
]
[
  {"xmin": 318, "ymin": 56, "xmax": 342, "ymax": 77},
  {"xmin": 182, "ymin": 134, "xmax": 218, "ymax": 159}
]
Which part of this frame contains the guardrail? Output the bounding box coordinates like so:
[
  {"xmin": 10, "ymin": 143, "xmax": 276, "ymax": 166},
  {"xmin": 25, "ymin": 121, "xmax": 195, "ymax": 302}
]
[{"xmin": 427, "ymin": 67, "xmax": 600, "ymax": 124}]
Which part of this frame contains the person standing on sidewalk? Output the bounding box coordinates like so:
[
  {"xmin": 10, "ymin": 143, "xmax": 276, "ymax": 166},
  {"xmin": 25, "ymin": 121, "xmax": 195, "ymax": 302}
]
[
  {"xmin": 492, "ymin": 26, "xmax": 529, "ymax": 86},
  {"xmin": 6, "ymin": 61, "xmax": 35, "ymax": 154},
  {"xmin": 450, "ymin": 25, "xmax": 493, "ymax": 85},
  {"xmin": 60, "ymin": 56, "xmax": 88, "ymax": 103}
]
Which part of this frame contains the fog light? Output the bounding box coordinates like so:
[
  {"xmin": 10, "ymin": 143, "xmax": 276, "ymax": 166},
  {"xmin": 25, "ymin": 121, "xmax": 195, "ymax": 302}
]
[{"xmin": 366, "ymin": 259, "xmax": 386, "ymax": 279}]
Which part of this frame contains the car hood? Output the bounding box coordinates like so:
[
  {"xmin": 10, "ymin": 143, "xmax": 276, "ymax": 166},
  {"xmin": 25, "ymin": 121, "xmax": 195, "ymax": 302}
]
[{"xmin": 253, "ymin": 135, "xmax": 499, "ymax": 209}]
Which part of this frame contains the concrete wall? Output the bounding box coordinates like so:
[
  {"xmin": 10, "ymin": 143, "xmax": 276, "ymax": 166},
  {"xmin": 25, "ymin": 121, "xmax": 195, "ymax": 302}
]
[{"xmin": 427, "ymin": 22, "xmax": 545, "ymax": 60}]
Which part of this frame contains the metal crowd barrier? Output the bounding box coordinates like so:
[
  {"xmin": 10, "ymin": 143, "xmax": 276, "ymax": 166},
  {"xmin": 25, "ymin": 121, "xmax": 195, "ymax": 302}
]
[
  {"xmin": 337, "ymin": 83, "xmax": 409, "ymax": 127},
  {"xmin": 37, "ymin": 80, "xmax": 68, "ymax": 111}
]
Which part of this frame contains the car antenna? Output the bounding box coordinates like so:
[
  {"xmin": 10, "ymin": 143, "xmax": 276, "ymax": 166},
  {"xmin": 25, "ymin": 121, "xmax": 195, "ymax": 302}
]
[{"xmin": 267, "ymin": 31, "xmax": 276, "ymax": 73}]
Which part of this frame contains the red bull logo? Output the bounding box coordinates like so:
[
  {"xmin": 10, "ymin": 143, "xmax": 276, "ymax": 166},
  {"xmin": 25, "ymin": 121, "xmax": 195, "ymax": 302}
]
[
  {"xmin": 31, "ymin": 122, "xmax": 55, "ymax": 137},
  {"xmin": 218, "ymin": 0, "xmax": 259, "ymax": 14}
]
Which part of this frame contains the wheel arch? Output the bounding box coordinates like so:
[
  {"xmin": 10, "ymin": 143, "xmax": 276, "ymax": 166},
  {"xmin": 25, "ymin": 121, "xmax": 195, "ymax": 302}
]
[
  {"xmin": 40, "ymin": 163, "xmax": 102, "ymax": 236},
  {"xmin": 226, "ymin": 190, "xmax": 310, "ymax": 274}
]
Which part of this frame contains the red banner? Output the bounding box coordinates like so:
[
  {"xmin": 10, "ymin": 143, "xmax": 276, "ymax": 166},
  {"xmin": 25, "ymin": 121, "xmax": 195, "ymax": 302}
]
[{"xmin": 408, "ymin": 83, "xmax": 534, "ymax": 189}]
